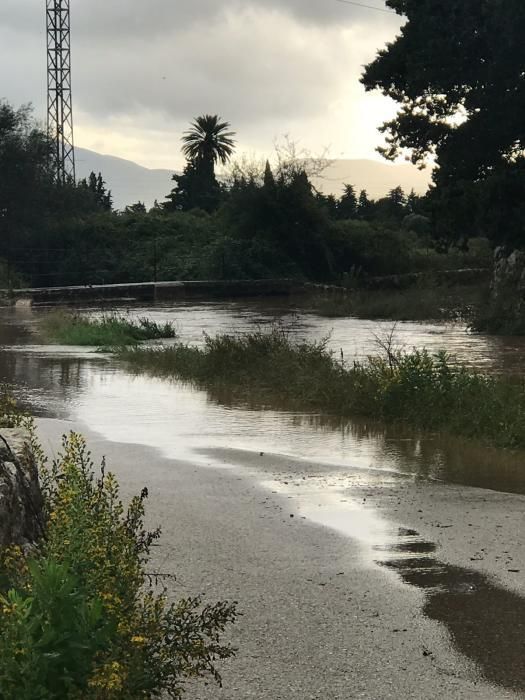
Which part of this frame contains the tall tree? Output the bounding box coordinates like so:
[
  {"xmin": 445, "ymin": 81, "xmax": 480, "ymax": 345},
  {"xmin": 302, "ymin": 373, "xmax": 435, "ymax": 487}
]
[
  {"xmin": 362, "ymin": 1, "xmax": 525, "ymax": 187},
  {"xmin": 357, "ymin": 189, "xmax": 373, "ymax": 220},
  {"xmin": 263, "ymin": 160, "xmax": 276, "ymax": 191},
  {"xmin": 406, "ymin": 189, "xmax": 419, "ymax": 215},
  {"xmin": 168, "ymin": 115, "xmax": 236, "ymax": 213},
  {"xmin": 181, "ymin": 115, "xmax": 236, "ymax": 179},
  {"xmin": 338, "ymin": 184, "xmax": 358, "ymax": 220},
  {"xmin": 0, "ymin": 102, "xmax": 53, "ymax": 228}
]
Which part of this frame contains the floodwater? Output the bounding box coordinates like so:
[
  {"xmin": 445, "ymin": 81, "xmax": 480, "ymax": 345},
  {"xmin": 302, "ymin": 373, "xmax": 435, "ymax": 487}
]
[
  {"xmin": 4, "ymin": 299, "xmax": 525, "ymax": 494},
  {"xmin": 2, "ymin": 299, "xmax": 525, "ymax": 692}
]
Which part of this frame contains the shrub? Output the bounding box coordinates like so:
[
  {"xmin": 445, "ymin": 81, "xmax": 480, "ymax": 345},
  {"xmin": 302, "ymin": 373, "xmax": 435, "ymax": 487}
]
[{"xmin": 0, "ymin": 429, "xmax": 237, "ymax": 699}]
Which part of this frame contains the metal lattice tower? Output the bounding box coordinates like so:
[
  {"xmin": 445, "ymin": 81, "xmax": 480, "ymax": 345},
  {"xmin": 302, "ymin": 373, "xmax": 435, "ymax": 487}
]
[{"xmin": 47, "ymin": 0, "xmax": 75, "ymax": 184}]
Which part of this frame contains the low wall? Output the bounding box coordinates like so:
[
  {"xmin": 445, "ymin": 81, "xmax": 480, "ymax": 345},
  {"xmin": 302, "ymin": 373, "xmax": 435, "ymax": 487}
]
[{"xmin": 0, "ymin": 279, "xmax": 295, "ymax": 306}]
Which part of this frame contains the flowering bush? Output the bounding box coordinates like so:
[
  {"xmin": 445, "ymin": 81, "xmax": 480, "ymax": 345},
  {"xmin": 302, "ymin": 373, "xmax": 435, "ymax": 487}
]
[{"xmin": 0, "ymin": 425, "xmax": 237, "ymax": 699}]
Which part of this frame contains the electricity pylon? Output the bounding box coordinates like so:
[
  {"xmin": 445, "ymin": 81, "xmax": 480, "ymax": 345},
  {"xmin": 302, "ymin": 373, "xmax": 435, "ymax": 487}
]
[{"xmin": 46, "ymin": 0, "xmax": 75, "ymax": 184}]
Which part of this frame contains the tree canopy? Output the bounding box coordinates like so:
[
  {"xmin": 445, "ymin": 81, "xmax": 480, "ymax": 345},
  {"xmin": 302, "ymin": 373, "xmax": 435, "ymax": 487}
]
[
  {"xmin": 0, "ymin": 102, "xmax": 53, "ymax": 226},
  {"xmin": 181, "ymin": 115, "xmax": 236, "ymax": 171},
  {"xmin": 362, "ymin": 1, "xmax": 525, "ymax": 187},
  {"xmin": 167, "ymin": 115, "xmax": 236, "ymax": 213}
]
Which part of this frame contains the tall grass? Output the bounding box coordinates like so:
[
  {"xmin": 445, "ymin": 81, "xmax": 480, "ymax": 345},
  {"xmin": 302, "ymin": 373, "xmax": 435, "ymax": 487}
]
[
  {"xmin": 42, "ymin": 311, "xmax": 176, "ymax": 346},
  {"xmin": 306, "ymin": 284, "xmax": 484, "ymax": 322},
  {"xmin": 119, "ymin": 328, "xmax": 525, "ymax": 450}
]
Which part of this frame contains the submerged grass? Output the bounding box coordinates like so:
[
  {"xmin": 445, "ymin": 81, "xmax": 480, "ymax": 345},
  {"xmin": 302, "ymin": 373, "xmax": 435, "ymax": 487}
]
[
  {"xmin": 306, "ymin": 284, "xmax": 485, "ymax": 322},
  {"xmin": 42, "ymin": 311, "xmax": 176, "ymax": 346},
  {"xmin": 119, "ymin": 328, "xmax": 525, "ymax": 450}
]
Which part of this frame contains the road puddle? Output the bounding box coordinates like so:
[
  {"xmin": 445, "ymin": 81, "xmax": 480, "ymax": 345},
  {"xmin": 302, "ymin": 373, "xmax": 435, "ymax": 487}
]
[
  {"xmin": 378, "ymin": 528, "xmax": 525, "ymax": 692},
  {"xmin": 264, "ymin": 473, "xmax": 525, "ymax": 692}
]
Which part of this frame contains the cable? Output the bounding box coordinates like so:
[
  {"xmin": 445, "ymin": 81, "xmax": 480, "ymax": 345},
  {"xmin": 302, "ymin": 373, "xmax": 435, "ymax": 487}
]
[{"xmin": 334, "ymin": 0, "xmax": 396, "ymax": 14}]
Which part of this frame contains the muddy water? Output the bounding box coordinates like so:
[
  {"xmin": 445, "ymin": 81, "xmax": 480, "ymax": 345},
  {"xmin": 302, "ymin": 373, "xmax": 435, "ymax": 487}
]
[
  {"xmin": 4, "ymin": 301, "xmax": 525, "ymax": 493},
  {"xmin": 2, "ymin": 300, "xmax": 525, "ymax": 692}
]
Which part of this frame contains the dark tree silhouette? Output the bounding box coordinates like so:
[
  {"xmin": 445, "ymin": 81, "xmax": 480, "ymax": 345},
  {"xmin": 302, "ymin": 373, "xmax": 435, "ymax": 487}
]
[
  {"xmin": 338, "ymin": 184, "xmax": 358, "ymax": 219},
  {"xmin": 362, "ymin": 1, "xmax": 525, "ymax": 186},
  {"xmin": 182, "ymin": 115, "xmax": 236, "ymax": 177},
  {"xmin": 357, "ymin": 189, "xmax": 373, "ymax": 220},
  {"xmin": 167, "ymin": 115, "xmax": 235, "ymax": 213}
]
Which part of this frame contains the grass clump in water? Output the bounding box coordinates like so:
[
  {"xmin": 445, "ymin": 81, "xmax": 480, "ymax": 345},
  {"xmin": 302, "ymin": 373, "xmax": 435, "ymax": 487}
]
[
  {"xmin": 307, "ymin": 284, "xmax": 485, "ymax": 322},
  {"xmin": 119, "ymin": 327, "xmax": 525, "ymax": 450},
  {"xmin": 42, "ymin": 311, "xmax": 176, "ymax": 346}
]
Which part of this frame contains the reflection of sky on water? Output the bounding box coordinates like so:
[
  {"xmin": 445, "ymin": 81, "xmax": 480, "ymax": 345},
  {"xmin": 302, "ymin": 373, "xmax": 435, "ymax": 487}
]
[{"xmin": 2, "ymin": 301, "xmax": 525, "ymax": 494}]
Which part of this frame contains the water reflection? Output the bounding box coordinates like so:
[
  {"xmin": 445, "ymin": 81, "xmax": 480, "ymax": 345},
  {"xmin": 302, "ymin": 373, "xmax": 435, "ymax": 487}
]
[
  {"xmin": 38, "ymin": 298, "xmax": 525, "ymax": 372},
  {"xmin": 271, "ymin": 469, "xmax": 525, "ymax": 694},
  {"xmin": 2, "ymin": 302, "xmax": 525, "ymax": 494},
  {"xmin": 377, "ymin": 528, "xmax": 525, "ymax": 693}
]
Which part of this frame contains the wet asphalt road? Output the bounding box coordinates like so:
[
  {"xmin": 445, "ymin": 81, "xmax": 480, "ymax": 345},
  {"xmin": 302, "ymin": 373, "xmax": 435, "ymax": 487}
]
[{"xmin": 38, "ymin": 418, "xmax": 524, "ymax": 699}]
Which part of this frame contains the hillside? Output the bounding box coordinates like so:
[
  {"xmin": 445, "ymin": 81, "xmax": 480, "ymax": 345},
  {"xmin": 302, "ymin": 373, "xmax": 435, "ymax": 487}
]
[
  {"xmin": 314, "ymin": 159, "xmax": 431, "ymax": 200},
  {"xmin": 76, "ymin": 148, "xmax": 175, "ymax": 211}
]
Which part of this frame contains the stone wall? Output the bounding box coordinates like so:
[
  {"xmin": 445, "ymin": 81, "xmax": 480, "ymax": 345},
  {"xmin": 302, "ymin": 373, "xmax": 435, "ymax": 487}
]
[{"xmin": 0, "ymin": 429, "xmax": 44, "ymax": 548}]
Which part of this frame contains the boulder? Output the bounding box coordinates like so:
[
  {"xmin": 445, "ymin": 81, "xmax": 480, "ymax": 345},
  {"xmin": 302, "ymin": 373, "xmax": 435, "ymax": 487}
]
[
  {"xmin": 0, "ymin": 429, "xmax": 44, "ymax": 548},
  {"xmin": 492, "ymin": 247, "xmax": 525, "ymax": 301}
]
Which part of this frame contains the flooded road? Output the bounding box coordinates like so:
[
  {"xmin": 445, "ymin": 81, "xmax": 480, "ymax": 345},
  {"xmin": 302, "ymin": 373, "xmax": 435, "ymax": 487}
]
[{"xmin": 1, "ymin": 300, "xmax": 525, "ymax": 698}]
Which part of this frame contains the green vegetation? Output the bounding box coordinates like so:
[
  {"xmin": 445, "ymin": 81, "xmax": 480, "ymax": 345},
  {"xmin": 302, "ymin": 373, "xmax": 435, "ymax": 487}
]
[
  {"xmin": 0, "ymin": 101, "xmax": 491, "ymax": 291},
  {"xmin": 363, "ymin": 1, "xmax": 525, "ymax": 249},
  {"xmin": 0, "ymin": 405, "xmax": 237, "ymax": 699},
  {"xmin": 41, "ymin": 311, "xmax": 176, "ymax": 346},
  {"xmin": 472, "ymin": 304, "xmax": 525, "ymax": 337},
  {"xmin": 165, "ymin": 115, "xmax": 235, "ymax": 213},
  {"xmin": 4, "ymin": 2, "xmax": 525, "ymax": 330},
  {"xmin": 307, "ymin": 284, "xmax": 484, "ymax": 322},
  {"xmin": 119, "ymin": 329, "xmax": 525, "ymax": 450}
]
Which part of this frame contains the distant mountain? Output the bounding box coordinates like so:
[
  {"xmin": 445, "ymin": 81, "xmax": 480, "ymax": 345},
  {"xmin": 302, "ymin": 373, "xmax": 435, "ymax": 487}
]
[
  {"xmin": 313, "ymin": 159, "xmax": 431, "ymax": 200},
  {"xmin": 75, "ymin": 148, "xmax": 175, "ymax": 211},
  {"xmin": 75, "ymin": 147, "xmax": 432, "ymax": 211}
]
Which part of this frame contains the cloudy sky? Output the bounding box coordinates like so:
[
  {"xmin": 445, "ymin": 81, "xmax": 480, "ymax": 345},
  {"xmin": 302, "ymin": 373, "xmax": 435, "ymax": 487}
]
[{"xmin": 1, "ymin": 0, "xmax": 403, "ymax": 170}]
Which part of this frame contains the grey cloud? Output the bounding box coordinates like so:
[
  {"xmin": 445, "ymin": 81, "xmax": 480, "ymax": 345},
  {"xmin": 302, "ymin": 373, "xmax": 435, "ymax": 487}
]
[
  {"xmin": 71, "ymin": 0, "xmax": 397, "ymax": 38},
  {"xmin": 1, "ymin": 0, "xmax": 400, "ymax": 157},
  {"xmin": 0, "ymin": 0, "xmax": 397, "ymax": 37},
  {"xmin": 74, "ymin": 9, "xmax": 354, "ymax": 125}
]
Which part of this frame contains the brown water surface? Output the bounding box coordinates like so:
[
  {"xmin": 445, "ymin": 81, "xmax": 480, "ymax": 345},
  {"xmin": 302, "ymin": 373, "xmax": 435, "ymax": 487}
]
[{"xmin": 2, "ymin": 301, "xmax": 525, "ymax": 494}]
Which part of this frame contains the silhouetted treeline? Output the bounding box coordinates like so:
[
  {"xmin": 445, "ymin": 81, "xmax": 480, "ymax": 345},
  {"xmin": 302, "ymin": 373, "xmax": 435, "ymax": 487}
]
[{"xmin": 0, "ymin": 102, "xmax": 490, "ymax": 288}]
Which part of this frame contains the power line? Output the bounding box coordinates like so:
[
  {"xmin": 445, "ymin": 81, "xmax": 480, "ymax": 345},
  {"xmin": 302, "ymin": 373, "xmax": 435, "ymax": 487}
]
[{"xmin": 334, "ymin": 0, "xmax": 396, "ymax": 15}]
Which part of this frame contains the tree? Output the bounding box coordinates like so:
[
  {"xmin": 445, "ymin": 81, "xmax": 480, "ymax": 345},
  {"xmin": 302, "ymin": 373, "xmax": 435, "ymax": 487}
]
[
  {"xmin": 77, "ymin": 171, "xmax": 112, "ymax": 211},
  {"xmin": 168, "ymin": 115, "xmax": 236, "ymax": 214},
  {"xmin": 263, "ymin": 160, "xmax": 275, "ymax": 191},
  {"xmin": 165, "ymin": 160, "xmax": 224, "ymax": 213},
  {"xmin": 181, "ymin": 115, "xmax": 236, "ymax": 179},
  {"xmin": 406, "ymin": 189, "xmax": 419, "ymax": 215},
  {"xmin": 357, "ymin": 189, "xmax": 373, "ymax": 220},
  {"xmin": 338, "ymin": 184, "xmax": 358, "ymax": 220},
  {"xmin": 362, "ymin": 1, "xmax": 525, "ymax": 187},
  {"xmin": 124, "ymin": 201, "xmax": 147, "ymax": 215},
  {"xmin": 223, "ymin": 165, "xmax": 334, "ymax": 281},
  {"xmin": 0, "ymin": 102, "xmax": 53, "ymax": 229}
]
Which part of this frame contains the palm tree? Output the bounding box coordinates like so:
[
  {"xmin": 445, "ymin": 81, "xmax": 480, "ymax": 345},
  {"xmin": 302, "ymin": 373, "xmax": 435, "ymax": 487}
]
[{"xmin": 181, "ymin": 115, "xmax": 236, "ymax": 174}]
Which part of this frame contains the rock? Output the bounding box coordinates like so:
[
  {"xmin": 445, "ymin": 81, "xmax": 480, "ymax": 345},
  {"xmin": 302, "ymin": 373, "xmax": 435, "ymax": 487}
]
[
  {"xmin": 0, "ymin": 429, "xmax": 44, "ymax": 548},
  {"xmin": 488, "ymin": 246, "xmax": 525, "ymax": 323}
]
